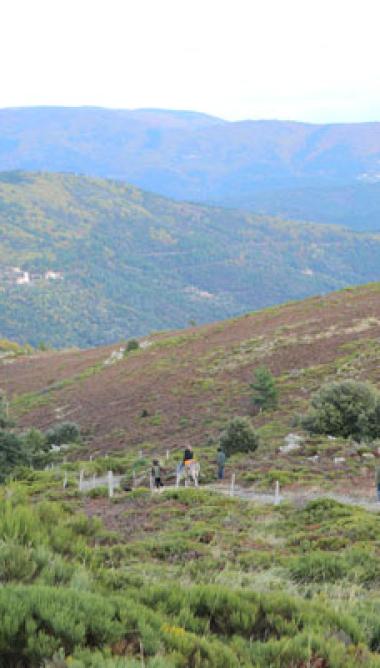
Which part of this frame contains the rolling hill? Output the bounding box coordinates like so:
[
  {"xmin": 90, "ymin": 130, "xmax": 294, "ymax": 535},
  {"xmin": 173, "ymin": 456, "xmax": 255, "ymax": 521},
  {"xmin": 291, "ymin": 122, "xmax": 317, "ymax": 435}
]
[
  {"xmin": 2, "ymin": 283, "xmax": 380, "ymax": 667},
  {"xmin": 1, "ymin": 172, "xmax": 380, "ymax": 347},
  {"xmin": 1, "ymin": 107, "xmax": 380, "ymax": 230},
  {"xmin": 3, "ymin": 282, "xmax": 379, "ymax": 465}
]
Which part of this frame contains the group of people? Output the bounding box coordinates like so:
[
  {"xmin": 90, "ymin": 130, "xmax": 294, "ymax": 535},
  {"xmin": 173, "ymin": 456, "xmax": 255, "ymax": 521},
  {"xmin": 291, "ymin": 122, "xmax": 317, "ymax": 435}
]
[{"xmin": 151, "ymin": 444, "xmax": 227, "ymax": 488}]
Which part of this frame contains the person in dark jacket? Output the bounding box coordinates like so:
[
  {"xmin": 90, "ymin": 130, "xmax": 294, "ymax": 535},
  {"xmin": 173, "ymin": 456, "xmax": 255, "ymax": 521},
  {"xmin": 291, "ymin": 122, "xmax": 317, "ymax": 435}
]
[
  {"xmin": 152, "ymin": 459, "xmax": 163, "ymax": 488},
  {"xmin": 216, "ymin": 447, "xmax": 226, "ymax": 480},
  {"xmin": 183, "ymin": 444, "xmax": 194, "ymax": 464}
]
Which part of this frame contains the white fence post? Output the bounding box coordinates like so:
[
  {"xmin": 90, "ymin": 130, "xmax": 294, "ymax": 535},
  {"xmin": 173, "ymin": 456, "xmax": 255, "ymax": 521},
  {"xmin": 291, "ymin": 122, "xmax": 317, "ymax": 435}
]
[
  {"xmin": 63, "ymin": 472, "xmax": 68, "ymax": 489},
  {"xmin": 230, "ymin": 473, "xmax": 236, "ymax": 497},
  {"xmin": 79, "ymin": 470, "xmax": 84, "ymax": 492},
  {"xmin": 166, "ymin": 449, "xmax": 169, "ymax": 461},
  {"xmin": 149, "ymin": 473, "xmax": 154, "ymax": 492},
  {"xmin": 108, "ymin": 470, "xmax": 114, "ymax": 498},
  {"xmin": 274, "ymin": 480, "xmax": 280, "ymax": 505},
  {"xmin": 176, "ymin": 465, "xmax": 180, "ymax": 488}
]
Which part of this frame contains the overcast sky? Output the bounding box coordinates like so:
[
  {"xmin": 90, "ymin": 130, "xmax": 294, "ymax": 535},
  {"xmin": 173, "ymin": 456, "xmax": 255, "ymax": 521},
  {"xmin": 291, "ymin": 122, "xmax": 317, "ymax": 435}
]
[{"xmin": 1, "ymin": 0, "xmax": 379, "ymax": 122}]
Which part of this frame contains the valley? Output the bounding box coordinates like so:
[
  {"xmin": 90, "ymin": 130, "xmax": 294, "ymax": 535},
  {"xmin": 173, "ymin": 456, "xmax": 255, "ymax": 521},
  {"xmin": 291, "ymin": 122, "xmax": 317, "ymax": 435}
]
[{"xmin": 1, "ymin": 171, "xmax": 380, "ymax": 348}]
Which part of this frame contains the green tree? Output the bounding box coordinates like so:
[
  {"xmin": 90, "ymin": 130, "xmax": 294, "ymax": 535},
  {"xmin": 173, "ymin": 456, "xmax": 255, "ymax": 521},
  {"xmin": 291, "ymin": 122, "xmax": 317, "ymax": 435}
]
[
  {"xmin": 125, "ymin": 338, "xmax": 139, "ymax": 353},
  {"xmin": 220, "ymin": 417, "xmax": 260, "ymax": 456},
  {"xmin": 0, "ymin": 394, "xmax": 12, "ymax": 429},
  {"xmin": 301, "ymin": 380, "xmax": 380, "ymax": 441},
  {"xmin": 45, "ymin": 422, "xmax": 81, "ymax": 446},
  {"xmin": 250, "ymin": 367, "xmax": 278, "ymax": 410},
  {"xmin": 0, "ymin": 430, "xmax": 29, "ymax": 481}
]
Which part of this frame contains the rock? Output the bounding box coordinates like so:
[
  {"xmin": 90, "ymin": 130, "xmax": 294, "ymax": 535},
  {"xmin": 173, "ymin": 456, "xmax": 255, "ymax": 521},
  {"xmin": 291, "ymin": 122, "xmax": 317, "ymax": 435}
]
[
  {"xmin": 279, "ymin": 443, "xmax": 301, "ymax": 453},
  {"xmin": 280, "ymin": 433, "xmax": 303, "ymax": 454},
  {"xmin": 284, "ymin": 433, "xmax": 304, "ymax": 446}
]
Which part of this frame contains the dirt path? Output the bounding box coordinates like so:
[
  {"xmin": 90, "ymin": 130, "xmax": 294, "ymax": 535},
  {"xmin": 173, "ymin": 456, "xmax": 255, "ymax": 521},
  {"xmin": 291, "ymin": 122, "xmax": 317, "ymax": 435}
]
[
  {"xmin": 207, "ymin": 484, "xmax": 380, "ymax": 512},
  {"xmin": 80, "ymin": 471, "xmax": 380, "ymax": 512}
]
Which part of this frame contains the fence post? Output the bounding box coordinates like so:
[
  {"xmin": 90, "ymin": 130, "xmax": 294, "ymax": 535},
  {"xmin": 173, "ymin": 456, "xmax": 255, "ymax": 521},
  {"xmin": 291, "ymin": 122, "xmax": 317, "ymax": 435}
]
[
  {"xmin": 63, "ymin": 472, "xmax": 68, "ymax": 489},
  {"xmin": 166, "ymin": 449, "xmax": 169, "ymax": 461},
  {"xmin": 139, "ymin": 641, "xmax": 145, "ymax": 668},
  {"xmin": 176, "ymin": 465, "xmax": 180, "ymax": 488},
  {"xmin": 149, "ymin": 473, "xmax": 154, "ymax": 493},
  {"xmin": 108, "ymin": 470, "xmax": 114, "ymax": 498},
  {"xmin": 274, "ymin": 480, "xmax": 280, "ymax": 505},
  {"xmin": 79, "ymin": 470, "xmax": 84, "ymax": 492},
  {"xmin": 230, "ymin": 473, "xmax": 236, "ymax": 497},
  {"xmin": 92, "ymin": 474, "xmax": 96, "ymax": 489},
  {"xmin": 139, "ymin": 449, "xmax": 143, "ymax": 459}
]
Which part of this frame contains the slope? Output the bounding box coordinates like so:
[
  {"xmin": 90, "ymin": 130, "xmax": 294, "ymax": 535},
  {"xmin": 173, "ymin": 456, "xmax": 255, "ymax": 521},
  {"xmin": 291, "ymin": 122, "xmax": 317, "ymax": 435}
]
[
  {"xmin": 3, "ymin": 283, "xmax": 379, "ymax": 466},
  {"xmin": 1, "ymin": 171, "xmax": 380, "ymax": 348},
  {"xmin": 1, "ymin": 107, "xmax": 380, "ymax": 230}
]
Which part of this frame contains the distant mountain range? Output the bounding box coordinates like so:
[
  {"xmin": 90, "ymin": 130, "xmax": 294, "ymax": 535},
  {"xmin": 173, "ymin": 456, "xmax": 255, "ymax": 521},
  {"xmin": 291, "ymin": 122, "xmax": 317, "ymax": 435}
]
[
  {"xmin": 1, "ymin": 107, "xmax": 380, "ymax": 230},
  {"xmin": 1, "ymin": 171, "xmax": 380, "ymax": 348}
]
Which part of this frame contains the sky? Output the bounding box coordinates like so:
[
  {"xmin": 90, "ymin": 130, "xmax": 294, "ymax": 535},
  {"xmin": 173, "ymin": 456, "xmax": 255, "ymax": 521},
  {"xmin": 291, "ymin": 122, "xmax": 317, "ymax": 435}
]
[{"xmin": 1, "ymin": 0, "xmax": 380, "ymax": 123}]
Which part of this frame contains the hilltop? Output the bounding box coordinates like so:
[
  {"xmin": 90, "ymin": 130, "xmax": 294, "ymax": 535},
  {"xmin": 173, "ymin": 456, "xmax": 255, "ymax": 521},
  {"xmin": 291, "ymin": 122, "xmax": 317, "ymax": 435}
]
[
  {"xmin": 1, "ymin": 171, "xmax": 380, "ymax": 347},
  {"xmin": 1, "ymin": 107, "xmax": 380, "ymax": 230},
  {"xmin": 3, "ymin": 282, "xmax": 379, "ymax": 481}
]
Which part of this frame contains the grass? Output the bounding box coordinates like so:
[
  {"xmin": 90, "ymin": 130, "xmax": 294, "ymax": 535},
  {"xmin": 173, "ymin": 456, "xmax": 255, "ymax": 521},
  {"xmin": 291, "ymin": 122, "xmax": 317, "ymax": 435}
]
[{"xmin": 1, "ymin": 463, "xmax": 380, "ymax": 665}]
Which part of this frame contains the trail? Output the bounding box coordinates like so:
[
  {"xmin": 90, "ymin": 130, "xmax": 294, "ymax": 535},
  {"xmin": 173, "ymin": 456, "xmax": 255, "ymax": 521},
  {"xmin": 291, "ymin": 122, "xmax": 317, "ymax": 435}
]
[
  {"xmin": 79, "ymin": 473, "xmax": 380, "ymax": 512},
  {"xmin": 207, "ymin": 484, "xmax": 380, "ymax": 512}
]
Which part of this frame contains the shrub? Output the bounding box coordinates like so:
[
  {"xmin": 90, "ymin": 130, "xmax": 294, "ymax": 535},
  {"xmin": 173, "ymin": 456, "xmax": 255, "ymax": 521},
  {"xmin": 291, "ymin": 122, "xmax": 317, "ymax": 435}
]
[
  {"xmin": 301, "ymin": 380, "xmax": 380, "ymax": 441},
  {"xmin": 45, "ymin": 422, "xmax": 81, "ymax": 445},
  {"xmin": 0, "ymin": 430, "xmax": 30, "ymax": 481},
  {"xmin": 250, "ymin": 366, "xmax": 278, "ymax": 410},
  {"xmin": 289, "ymin": 552, "xmax": 347, "ymax": 583},
  {"xmin": 219, "ymin": 417, "xmax": 260, "ymax": 456},
  {"xmin": 125, "ymin": 339, "xmax": 139, "ymax": 353}
]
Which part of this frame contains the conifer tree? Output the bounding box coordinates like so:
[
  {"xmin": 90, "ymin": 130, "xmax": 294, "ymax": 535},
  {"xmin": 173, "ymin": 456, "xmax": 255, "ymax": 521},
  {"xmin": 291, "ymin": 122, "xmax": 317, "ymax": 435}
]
[{"xmin": 250, "ymin": 367, "xmax": 278, "ymax": 410}]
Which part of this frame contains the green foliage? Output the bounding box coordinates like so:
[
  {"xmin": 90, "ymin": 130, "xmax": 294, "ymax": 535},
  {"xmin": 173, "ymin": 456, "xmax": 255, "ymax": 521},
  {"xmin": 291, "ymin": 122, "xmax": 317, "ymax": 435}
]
[
  {"xmin": 46, "ymin": 422, "xmax": 81, "ymax": 445},
  {"xmin": 250, "ymin": 366, "xmax": 278, "ymax": 410},
  {"xmin": 301, "ymin": 380, "xmax": 380, "ymax": 441},
  {"xmin": 0, "ymin": 394, "xmax": 11, "ymax": 429},
  {"xmin": 1, "ymin": 172, "xmax": 380, "ymax": 348},
  {"xmin": 0, "ymin": 337, "xmax": 32, "ymax": 356},
  {"xmin": 0, "ymin": 481, "xmax": 378, "ymax": 664},
  {"xmin": 219, "ymin": 416, "xmax": 260, "ymax": 456},
  {"xmin": 0, "ymin": 430, "xmax": 29, "ymax": 481},
  {"xmin": 125, "ymin": 339, "xmax": 140, "ymax": 352}
]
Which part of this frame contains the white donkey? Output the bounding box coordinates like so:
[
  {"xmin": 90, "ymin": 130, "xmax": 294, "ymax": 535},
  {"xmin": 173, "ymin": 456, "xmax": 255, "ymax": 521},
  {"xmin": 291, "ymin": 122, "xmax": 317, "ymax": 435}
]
[{"xmin": 176, "ymin": 461, "xmax": 200, "ymax": 487}]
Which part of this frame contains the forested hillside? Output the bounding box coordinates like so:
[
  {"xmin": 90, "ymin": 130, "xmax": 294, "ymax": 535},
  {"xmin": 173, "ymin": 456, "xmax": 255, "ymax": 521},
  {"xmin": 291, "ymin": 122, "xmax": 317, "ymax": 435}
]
[
  {"xmin": 1, "ymin": 107, "xmax": 380, "ymax": 230},
  {"xmin": 1, "ymin": 171, "xmax": 380, "ymax": 347}
]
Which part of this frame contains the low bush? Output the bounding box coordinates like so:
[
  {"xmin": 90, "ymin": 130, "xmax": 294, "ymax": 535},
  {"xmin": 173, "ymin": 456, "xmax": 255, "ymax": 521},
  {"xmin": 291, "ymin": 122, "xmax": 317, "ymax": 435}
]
[
  {"xmin": 219, "ymin": 417, "xmax": 260, "ymax": 456},
  {"xmin": 46, "ymin": 422, "xmax": 81, "ymax": 445}
]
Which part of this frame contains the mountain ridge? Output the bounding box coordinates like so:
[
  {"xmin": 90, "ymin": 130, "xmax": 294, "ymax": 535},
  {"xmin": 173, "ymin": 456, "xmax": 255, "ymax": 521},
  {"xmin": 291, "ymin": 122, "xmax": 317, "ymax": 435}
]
[
  {"xmin": 1, "ymin": 107, "xmax": 380, "ymax": 229},
  {"xmin": 1, "ymin": 171, "xmax": 380, "ymax": 347}
]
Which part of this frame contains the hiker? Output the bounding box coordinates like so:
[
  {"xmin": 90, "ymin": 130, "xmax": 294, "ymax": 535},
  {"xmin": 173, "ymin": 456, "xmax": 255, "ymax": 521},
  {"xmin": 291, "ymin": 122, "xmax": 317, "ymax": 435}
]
[
  {"xmin": 183, "ymin": 444, "xmax": 194, "ymax": 465},
  {"xmin": 376, "ymin": 460, "xmax": 380, "ymax": 502},
  {"xmin": 216, "ymin": 446, "xmax": 226, "ymax": 480},
  {"xmin": 152, "ymin": 459, "xmax": 163, "ymax": 489}
]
